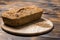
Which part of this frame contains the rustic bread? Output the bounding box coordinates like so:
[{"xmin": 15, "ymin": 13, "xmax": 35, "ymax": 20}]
[{"xmin": 2, "ymin": 6, "xmax": 43, "ymax": 27}]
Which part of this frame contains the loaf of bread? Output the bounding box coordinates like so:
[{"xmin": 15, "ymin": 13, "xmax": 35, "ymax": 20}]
[{"xmin": 2, "ymin": 6, "xmax": 43, "ymax": 27}]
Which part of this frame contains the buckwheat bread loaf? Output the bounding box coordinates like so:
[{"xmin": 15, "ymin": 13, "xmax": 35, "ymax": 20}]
[{"xmin": 2, "ymin": 6, "xmax": 43, "ymax": 27}]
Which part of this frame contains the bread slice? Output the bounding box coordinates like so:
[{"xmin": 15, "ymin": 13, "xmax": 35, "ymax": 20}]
[{"xmin": 2, "ymin": 6, "xmax": 43, "ymax": 27}]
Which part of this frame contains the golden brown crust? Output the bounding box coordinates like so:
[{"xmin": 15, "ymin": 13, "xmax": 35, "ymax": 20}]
[{"xmin": 2, "ymin": 6, "xmax": 43, "ymax": 19}]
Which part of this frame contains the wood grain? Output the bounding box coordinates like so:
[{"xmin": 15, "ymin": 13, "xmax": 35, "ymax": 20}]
[{"xmin": 0, "ymin": 0, "xmax": 60, "ymax": 40}]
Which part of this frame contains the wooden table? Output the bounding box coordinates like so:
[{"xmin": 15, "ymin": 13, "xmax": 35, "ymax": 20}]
[{"xmin": 0, "ymin": 1, "xmax": 60, "ymax": 40}]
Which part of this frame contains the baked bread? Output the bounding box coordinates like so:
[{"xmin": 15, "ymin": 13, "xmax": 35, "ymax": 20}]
[{"xmin": 2, "ymin": 6, "xmax": 43, "ymax": 27}]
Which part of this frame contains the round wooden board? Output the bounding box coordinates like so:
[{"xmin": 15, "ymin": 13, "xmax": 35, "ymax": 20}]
[{"xmin": 1, "ymin": 17, "xmax": 53, "ymax": 36}]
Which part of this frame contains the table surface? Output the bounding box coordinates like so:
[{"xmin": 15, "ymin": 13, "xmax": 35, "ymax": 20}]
[{"xmin": 0, "ymin": 0, "xmax": 60, "ymax": 40}]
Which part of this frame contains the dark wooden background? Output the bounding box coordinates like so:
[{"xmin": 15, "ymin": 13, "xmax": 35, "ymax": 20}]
[{"xmin": 0, "ymin": 0, "xmax": 60, "ymax": 40}]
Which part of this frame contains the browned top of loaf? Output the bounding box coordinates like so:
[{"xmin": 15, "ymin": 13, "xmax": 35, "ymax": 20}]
[{"xmin": 2, "ymin": 6, "xmax": 43, "ymax": 19}]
